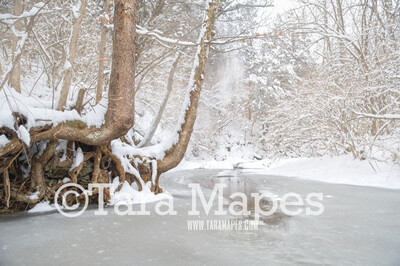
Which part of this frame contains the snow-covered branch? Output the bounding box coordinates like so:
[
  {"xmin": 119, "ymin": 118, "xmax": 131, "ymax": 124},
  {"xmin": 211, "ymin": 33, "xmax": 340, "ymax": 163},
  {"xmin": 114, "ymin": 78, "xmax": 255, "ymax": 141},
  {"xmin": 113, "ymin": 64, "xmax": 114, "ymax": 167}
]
[
  {"xmin": 0, "ymin": 2, "xmax": 54, "ymax": 25},
  {"xmin": 136, "ymin": 25, "xmax": 270, "ymax": 47},
  {"xmin": 136, "ymin": 25, "xmax": 196, "ymax": 46},
  {"xmin": 354, "ymin": 112, "xmax": 400, "ymax": 120}
]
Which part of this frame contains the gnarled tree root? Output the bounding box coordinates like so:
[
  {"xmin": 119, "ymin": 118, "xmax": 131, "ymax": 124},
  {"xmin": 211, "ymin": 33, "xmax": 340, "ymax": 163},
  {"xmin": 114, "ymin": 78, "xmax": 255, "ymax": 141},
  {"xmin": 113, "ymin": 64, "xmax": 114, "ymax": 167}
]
[
  {"xmin": 1, "ymin": 138, "xmax": 166, "ymax": 211},
  {"xmin": 30, "ymin": 140, "xmax": 58, "ymax": 202}
]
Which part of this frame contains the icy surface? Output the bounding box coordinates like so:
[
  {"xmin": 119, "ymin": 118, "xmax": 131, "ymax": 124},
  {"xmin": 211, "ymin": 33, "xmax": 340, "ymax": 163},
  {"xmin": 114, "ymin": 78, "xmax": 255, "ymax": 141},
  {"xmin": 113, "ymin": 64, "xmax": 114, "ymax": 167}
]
[{"xmin": 1, "ymin": 169, "xmax": 399, "ymax": 265}]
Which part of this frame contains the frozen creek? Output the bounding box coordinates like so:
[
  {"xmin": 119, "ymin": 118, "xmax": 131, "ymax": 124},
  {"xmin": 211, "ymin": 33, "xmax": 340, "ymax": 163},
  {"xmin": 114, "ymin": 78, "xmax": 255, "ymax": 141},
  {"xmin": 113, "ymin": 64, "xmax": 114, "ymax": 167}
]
[{"xmin": 1, "ymin": 169, "xmax": 400, "ymax": 265}]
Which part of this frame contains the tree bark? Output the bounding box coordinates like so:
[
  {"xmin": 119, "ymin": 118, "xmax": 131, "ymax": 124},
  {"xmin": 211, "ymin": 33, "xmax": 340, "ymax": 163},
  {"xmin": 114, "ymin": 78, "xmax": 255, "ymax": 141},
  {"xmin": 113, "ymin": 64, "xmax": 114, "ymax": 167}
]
[
  {"xmin": 57, "ymin": 0, "xmax": 87, "ymax": 110},
  {"xmin": 96, "ymin": 0, "xmax": 111, "ymax": 104},
  {"xmin": 158, "ymin": 0, "xmax": 220, "ymax": 173},
  {"xmin": 9, "ymin": 0, "xmax": 23, "ymax": 93}
]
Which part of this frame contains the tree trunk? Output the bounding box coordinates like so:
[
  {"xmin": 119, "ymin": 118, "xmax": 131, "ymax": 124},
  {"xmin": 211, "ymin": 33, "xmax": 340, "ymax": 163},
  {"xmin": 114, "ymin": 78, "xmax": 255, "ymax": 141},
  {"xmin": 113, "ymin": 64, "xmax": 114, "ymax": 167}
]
[
  {"xmin": 9, "ymin": 0, "xmax": 23, "ymax": 93},
  {"xmin": 158, "ymin": 0, "xmax": 220, "ymax": 174},
  {"xmin": 57, "ymin": 0, "xmax": 87, "ymax": 110},
  {"xmin": 96, "ymin": 0, "xmax": 111, "ymax": 104},
  {"xmin": 27, "ymin": 0, "xmax": 137, "ymax": 146},
  {"xmin": 1, "ymin": 0, "xmax": 138, "ymax": 208}
]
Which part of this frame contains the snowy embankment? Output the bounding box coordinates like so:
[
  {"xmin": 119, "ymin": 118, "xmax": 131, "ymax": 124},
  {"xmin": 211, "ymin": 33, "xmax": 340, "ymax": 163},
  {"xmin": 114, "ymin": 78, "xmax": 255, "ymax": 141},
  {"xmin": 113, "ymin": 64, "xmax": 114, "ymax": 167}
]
[{"xmin": 176, "ymin": 155, "xmax": 400, "ymax": 190}]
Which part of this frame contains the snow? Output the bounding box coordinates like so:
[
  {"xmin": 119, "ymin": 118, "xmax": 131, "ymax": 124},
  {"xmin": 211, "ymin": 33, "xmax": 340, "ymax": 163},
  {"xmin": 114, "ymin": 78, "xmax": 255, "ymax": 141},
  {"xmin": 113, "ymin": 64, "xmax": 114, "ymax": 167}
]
[
  {"xmin": 64, "ymin": 60, "xmax": 72, "ymax": 70},
  {"xmin": 110, "ymin": 141, "xmax": 144, "ymax": 180},
  {"xmin": 0, "ymin": 3, "xmax": 46, "ymax": 25},
  {"xmin": 28, "ymin": 201, "xmax": 57, "ymax": 213},
  {"xmin": 354, "ymin": 111, "xmax": 400, "ymax": 120},
  {"xmin": 26, "ymin": 177, "xmax": 172, "ymax": 213},
  {"xmin": 111, "ymin": 138, "xmax": 173, "ymax": 161},
  {"xmin": 151, "ymin": 160, "xmax": 157, "ymax": 183},
  {"xmin": 0, "ymin": 87, "xmax": 107, "ymax": 131},
  {"xmin": 175, "ymin": 156, "xmax": 400, "ymax": 190},
  {"xmin": 136, "ymin": 25, "xmax": 196, "ymax": 46},
  {"xmin": 61, "ymin": 177, "xmax": 71, "ymax": 183},
  {"xmin": 70, "ymin": 147, "xmax": 84, "ymax": 170},
  {"xmin": 242, "ymin": 156, "xmax": 400, "ymax": 189},
  {"xmin": 72, "ymin": 2, "xmax": 81, "ymax": 19},
  {"xmin": 0, "ymin": 135, "xmax": 10, "ymax": 148},
  {"xmin": 108, "ymin": 177, "xmax": 171, "ymax": 205},
  {"xmin": 27, "ymin": 191, "xmax": 39, "ymax": 200},
  {"xmin": 17, "ymin": 125, "xmax": 30, "ymax": 145}
]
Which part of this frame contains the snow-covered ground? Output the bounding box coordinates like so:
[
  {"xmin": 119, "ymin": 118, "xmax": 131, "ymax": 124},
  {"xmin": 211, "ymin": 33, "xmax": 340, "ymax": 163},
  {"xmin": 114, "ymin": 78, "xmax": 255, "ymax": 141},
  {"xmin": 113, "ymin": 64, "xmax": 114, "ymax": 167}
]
[{"xmin": 176, "ymin": 155, "xmax": 400, "ymax": 190}]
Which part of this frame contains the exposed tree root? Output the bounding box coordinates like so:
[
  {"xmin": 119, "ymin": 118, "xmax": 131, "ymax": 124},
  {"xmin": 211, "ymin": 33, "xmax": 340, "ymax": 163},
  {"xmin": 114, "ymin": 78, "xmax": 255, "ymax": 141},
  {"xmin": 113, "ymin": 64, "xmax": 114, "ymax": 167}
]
[
  {"xmin": 91, "ymin": 147, "xmax": 102, "ymax": 183},
  {"xmin": 0, "ymin": 125, "xmax": 173, "ymax": 212},
  {"xmin": 0, "ymin": 135, "xmax": 170, "ymax": 211},
  {"xmin": 69, "ymin": 151, "xmax": 96, "ymax": 183},
  {"xmin": 100, "ymin": 145, "xmax": 125, "ymax": 184},
  {"xmin": 0, "ymin": 133, "xmax": 167, "ymax": 211},
  {"xmin": 9, "ymin": 189, "xmax": 40, "ymax": 204},
  {"xmin": 2, "ymin": 170, "xmax": 10, "ymax": 208},
  {"xmin": 29, "ymin": 140, "xmax": 58, "ymax": 202},
  {"xmin": 0, "ymin": 138, "xmax": 23, "ymax": 172}
]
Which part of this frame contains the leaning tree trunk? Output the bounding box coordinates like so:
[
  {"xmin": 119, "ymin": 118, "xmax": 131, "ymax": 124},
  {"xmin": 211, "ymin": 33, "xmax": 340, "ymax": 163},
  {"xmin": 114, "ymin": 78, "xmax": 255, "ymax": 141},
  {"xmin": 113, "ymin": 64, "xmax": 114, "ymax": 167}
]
[
  {"xmin": 157, "ymin": 0, "xmax": 220, "ymax": 174},
  {"xmin": 57, "ymin": 0, "xmax": 87, "ymax": 111},
  {"xmin": 9, "ymin": 0, "xmax": 23, "ymax": 93}
]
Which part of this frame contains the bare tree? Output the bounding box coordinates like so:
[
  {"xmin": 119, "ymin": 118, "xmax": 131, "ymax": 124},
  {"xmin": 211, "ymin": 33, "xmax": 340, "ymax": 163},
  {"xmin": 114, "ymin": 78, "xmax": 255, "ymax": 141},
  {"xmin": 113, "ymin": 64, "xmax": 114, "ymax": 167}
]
[
  {"xmin": 57, "ymin": 0, "xmax": 87, "ymax": 110},
  {"xmin": 9, "ymin": 0, "xmax": 23, "ymax": 93}
]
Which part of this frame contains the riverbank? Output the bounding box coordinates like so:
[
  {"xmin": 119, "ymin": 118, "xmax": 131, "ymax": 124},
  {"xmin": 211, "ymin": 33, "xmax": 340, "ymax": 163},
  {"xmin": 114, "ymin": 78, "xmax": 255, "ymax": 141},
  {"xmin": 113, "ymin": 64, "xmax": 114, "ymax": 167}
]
[{"xmin": 175, "ymin": 155, "xmax": 400, "ymax": 189}]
